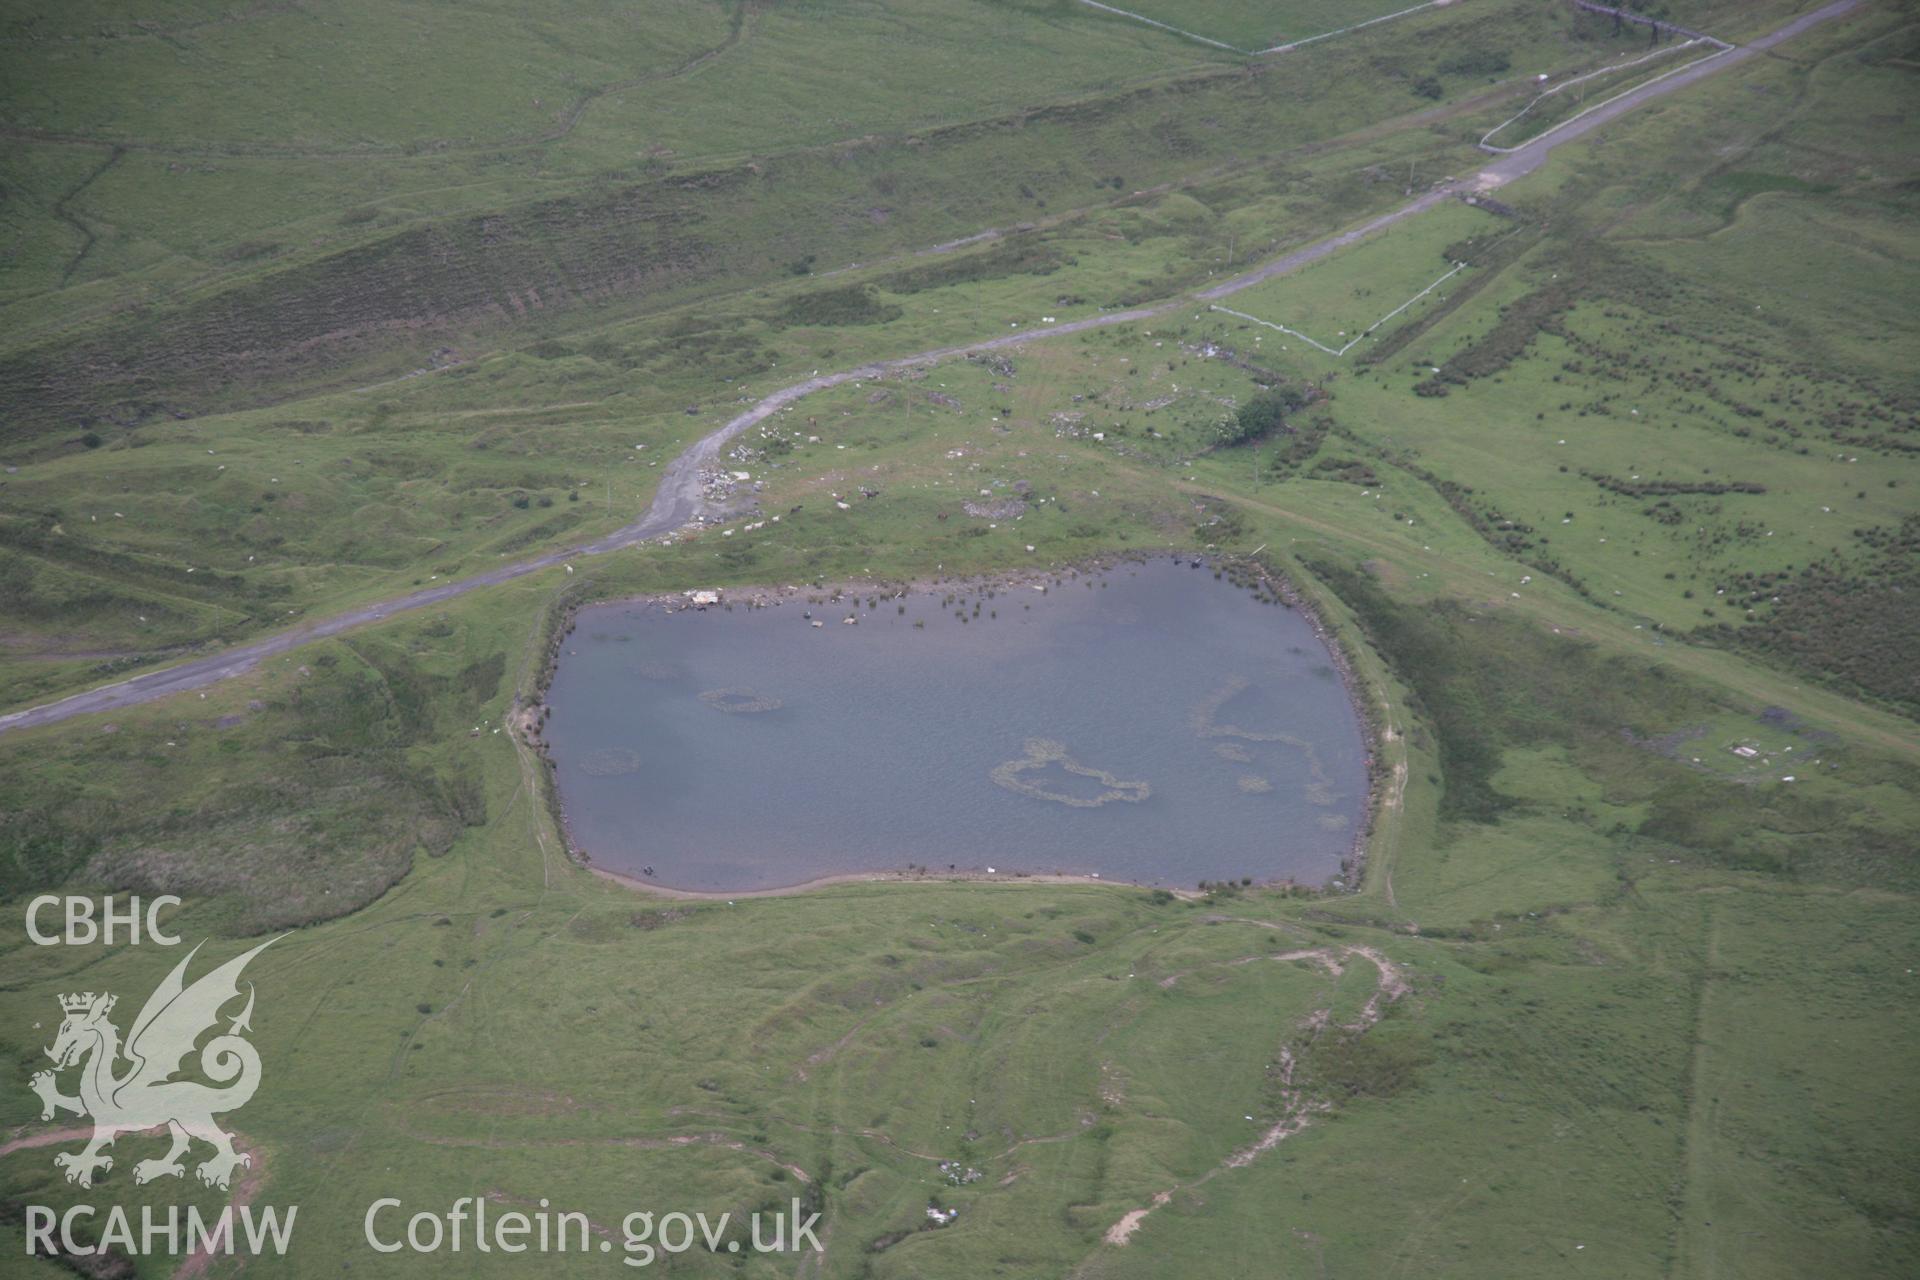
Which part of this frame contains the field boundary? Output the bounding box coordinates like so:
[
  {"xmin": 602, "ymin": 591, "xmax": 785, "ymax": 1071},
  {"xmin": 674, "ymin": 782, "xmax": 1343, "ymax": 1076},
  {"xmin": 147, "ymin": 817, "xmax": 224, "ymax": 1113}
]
[
  {"xmin": 1076, "ymin": 0, "xmax": 1243, "ymax": 51},
  {"xmin": 1077, "ymin": 0, "xmax": 1452, "ymax": 57},
  {"xmin": 1210, "ymin": 260, "xmax": 1469, "ymax": 356},
  {"xmin": 1479, "ymin": 6, "xmax": 1735, "ymax": 154}
]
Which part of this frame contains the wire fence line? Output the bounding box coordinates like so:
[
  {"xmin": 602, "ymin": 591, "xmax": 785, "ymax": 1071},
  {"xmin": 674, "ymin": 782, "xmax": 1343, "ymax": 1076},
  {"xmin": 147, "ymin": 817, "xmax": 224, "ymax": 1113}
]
[
  {"xmin": 1076, "ymin": 0, "xmax": 1741, "ymax": 160},
  {"xmin": 1480, "ymin": 3, "xmax": 1735, "ymax": 153},
  {"xmin": 1476, "ymin": 37, "xmax": 1732, "ymax": 153},
  {"xmin": 1209, "ymin": 261, "xmax": 1469, "ymax": 357},
  {"xmin": 1570, "ymin": 0, "xmax": 1726, "ymax": 46},
  {"xmin": 1256, "ymin": 1, "xmax": 1449, "ymax": 55},
  {"xmin": 1076, "ymin": 0, "xmax": 1449, "ymax": 58}
]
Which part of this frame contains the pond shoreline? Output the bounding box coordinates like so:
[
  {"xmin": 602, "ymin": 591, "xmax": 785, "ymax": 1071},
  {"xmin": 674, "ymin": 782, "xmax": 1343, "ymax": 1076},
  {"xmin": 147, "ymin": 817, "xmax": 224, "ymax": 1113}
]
[
  {"xmin": 588, "ymin": 862, "xmax": 1205, "ymax": 901},
  {"xmin": 517, "ymin": 550, "xmax": 1383, "ymax": 898}
]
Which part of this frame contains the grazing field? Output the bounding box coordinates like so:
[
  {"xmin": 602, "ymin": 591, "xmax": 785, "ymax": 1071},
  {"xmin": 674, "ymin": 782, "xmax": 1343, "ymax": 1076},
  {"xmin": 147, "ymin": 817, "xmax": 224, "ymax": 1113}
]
[
  {"xmin": 1211, "ymin": 200, "xmax": 1506, "ymax": 357},
  {"xmin": 0, "ymin": 97, "xmax": 1491, "ymax": 709},
  {"xmin": 0, "ymin": 0, "xmax": 1916, "ymax": 1277},
  {"xmin": 0, "ymin": 0, "xmax": 1704, "ymax": 448}
]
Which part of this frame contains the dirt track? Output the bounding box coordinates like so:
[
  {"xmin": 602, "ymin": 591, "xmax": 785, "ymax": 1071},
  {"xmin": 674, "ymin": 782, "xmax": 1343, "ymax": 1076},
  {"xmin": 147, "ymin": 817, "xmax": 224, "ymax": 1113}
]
[
  {"xmin": 0, "ymin": 0, "xmax": 1859, "ymax": 740},
  {"xmin": 1094, "ymin": 937, "xmax": 1410, "ymax": 1252}
]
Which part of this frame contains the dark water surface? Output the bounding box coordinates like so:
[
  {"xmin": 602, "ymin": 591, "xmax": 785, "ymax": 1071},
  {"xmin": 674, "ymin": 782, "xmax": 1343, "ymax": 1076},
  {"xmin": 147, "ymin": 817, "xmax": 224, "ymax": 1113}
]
[{"xmin": 543, "ymin": 561, "xmax": 1369, "ymax": 892}]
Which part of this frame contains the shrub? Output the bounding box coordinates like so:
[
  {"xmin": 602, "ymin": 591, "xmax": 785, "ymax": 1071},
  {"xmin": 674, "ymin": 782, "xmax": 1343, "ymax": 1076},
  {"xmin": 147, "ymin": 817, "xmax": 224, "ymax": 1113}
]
[
  {"xmin": 778, "ymin": 285, "xmax": 902, "ymax": 327},
  {"xmin": 1221, "ymin": 386, "xmax": 1308, "ymax": 446},
  {"xmin": 1305, "ymin": 1026, "xmax": 1428, "ymax": 1101},
  {"xmin": 1437, "ymin": 50, "xmax": 1511, "ymax": 78}
]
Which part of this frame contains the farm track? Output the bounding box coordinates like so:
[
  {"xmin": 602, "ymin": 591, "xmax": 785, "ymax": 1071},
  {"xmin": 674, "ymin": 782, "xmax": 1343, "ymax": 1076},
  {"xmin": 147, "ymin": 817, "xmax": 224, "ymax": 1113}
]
[
  {"xmin": 1089, "ymin": 940, "xmax": 1410, "ymax": 1256},
  {"xmin": 0, "ymin": 0, "xmax": 1862, "ymax": 740}
]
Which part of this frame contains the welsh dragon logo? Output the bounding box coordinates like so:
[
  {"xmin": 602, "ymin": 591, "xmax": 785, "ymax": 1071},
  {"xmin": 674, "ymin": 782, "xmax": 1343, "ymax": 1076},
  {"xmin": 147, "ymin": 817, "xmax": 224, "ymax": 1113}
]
[{"xmin": 30, "ymin": 938, "xmax": 275, "ymax": 1190}]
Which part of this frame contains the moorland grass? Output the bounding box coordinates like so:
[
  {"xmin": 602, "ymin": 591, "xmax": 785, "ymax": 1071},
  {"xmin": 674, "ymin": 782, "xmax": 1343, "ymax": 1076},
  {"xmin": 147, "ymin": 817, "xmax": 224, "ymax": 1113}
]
[
  {"xmin": 0, "ymin": 3, "xmax": 1914, "ymax": 1277},
  {"xmin": 0, "ymin": 0, "xmax": 1674, "ymax": 442}
]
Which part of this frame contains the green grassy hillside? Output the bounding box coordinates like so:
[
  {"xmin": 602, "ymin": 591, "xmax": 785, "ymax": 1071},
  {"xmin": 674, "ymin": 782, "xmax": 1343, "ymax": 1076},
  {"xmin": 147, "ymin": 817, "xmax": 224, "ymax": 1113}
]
[
  {"xmin": 1, "ymin": 0, "xmax": 1775, "ymax": 444},
  {"xmin": 0, "ymin": 1, "xmax": 1915, "ymax": 1277}
]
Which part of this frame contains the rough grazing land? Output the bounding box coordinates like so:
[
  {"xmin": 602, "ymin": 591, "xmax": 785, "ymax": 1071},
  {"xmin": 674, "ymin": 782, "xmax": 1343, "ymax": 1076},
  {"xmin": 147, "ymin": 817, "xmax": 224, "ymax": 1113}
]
[{"xmin": 0, "ymin": 1, "xmax": 1913, "ymax": 1277}]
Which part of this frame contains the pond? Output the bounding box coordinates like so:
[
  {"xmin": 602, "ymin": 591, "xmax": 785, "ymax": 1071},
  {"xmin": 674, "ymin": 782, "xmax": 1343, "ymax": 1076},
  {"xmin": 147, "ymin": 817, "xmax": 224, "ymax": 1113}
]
[{"xmin": 542, "ymin": 560, "xmax": 1371, "ymax": 893}]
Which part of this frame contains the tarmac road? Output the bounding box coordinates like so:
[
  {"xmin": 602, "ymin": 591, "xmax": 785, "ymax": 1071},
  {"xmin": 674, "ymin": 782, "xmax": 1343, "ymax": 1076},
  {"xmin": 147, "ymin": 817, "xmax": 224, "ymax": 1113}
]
[{"xmin": 0, "ymin": 0, "xmax": 1860, "ymax": 738}]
